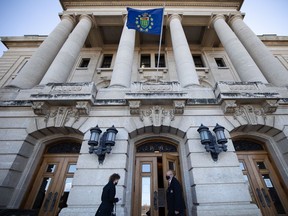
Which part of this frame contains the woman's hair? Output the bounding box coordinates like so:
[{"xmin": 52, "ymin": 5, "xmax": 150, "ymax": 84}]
[{"xmin": 109, "ymin": 173, "xmax": 120, "ymax": 182}]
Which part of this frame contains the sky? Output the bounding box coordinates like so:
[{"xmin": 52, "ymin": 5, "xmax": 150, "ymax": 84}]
[{"xmin": 0, "ymin": 0, "xmax": 288, "ymax": 57}]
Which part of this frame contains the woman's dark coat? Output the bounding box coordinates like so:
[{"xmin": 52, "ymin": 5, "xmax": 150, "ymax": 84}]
[{"xmin": 95, "ymin": 181, "xmax": 119, "ymax": 216}]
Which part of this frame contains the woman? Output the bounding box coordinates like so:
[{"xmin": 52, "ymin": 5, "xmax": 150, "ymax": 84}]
[{"xmin": 95, "ymin": 173, "xmax": 120, "ymax": 216}]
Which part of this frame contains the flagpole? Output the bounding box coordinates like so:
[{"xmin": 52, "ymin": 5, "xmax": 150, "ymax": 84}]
[{"xmin": 156, "ymin": 3, "xmax": 165, "ymax": 73}]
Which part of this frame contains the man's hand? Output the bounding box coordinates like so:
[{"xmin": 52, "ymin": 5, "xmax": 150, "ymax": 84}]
[{"xmin": 175, "ymin": 211, "xmax": 179, "ymax": 214}]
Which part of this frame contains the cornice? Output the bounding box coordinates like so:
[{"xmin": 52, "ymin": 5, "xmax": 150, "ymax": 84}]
[{"xmin": 60, "ymin": 0, "xmax": 243, "ymax": 9}]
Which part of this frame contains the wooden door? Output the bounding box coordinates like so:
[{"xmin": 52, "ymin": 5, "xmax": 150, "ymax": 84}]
[
  {"xmin": 237, "ymin": 152, "xmax": 288, "ymax": 216},
  {"xmin": 24, "ymin": 154, "xmax": 78, "ymax": 216},
  {"xmin": 134, "ymin": 156, "xmax": 158, "ymax": 216},
  {"xmin": 162, "ymin": 153, "xmax": 181, "ymax": 190}
]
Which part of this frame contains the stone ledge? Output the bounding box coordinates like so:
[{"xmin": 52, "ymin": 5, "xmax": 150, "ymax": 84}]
[{"xmin": 30, "ymin": 82, "xmax": 97, "ymax": 105}]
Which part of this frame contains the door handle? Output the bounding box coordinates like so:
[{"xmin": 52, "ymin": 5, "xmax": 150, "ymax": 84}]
[
  {"xmin": 261, "ymin": 188, "xmax": 271, "ymax": 207},
  {"xmin": 153, "ymin": 191, "xmax": 158, "ymax": 210},
  {"xmin": 43, "ymin": 192, "xmax": 53, "ymax": 212},
  {"xmin": 256, "ymin": 188, "xmax": 266, "ymax": 207},
  {"xmin": 49, "ymin": 192, "xmax": 58, "ymax": 212}
]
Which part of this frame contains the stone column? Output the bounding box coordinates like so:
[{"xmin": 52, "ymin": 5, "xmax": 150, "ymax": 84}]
[
  {"xmin": 169, "ymin": 14, "xmax": 200, "ymax": 88},
  {"xmin": 109, "ymin": 19, "xmax": 135, "ymax": 88},
  {"xmin": 229, "ymin": 15, "xmax": 288, "ymax": 86},
  {"xmin": 8, "ymin": 15, "xmax": 75, "ymax": 88},
  {"xmin": 40, "ymin": 15, "xmax": 93, "ymax": 84},
  {"xmin": 212, "ymin": 15, "xmax": 268, "ymax": 83}
]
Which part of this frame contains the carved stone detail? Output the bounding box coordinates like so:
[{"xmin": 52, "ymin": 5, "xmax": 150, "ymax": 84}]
[
  {"xmin": 262, "ymin": 100, "xmax": 279, "ymax": 114},
  {"xmin": 173, "ymin": 100, "xmax": 185, "ymax": 114},
  {"xmin": 131, "ymin": 82, "xmax": 182, "ymax": 92},
  {"xmin": 221, "ymin": 100, "xmax": 237, "ymax": 113},
  {"xmin": 234, "ymin": 105, "xmax": 265, "ymax": 125},
  {"xmin": 32, "ymin": 101, "xmax": 49, "ymax": 115},
  {"xmin": 140, "ymin": 106, "xmax": 174, "ymax": 127},
  {"xmin": 45, "ymin": 107, "xmax": 79, "ymax": 127},
  {"xmin": 129, "ymin": 100, "xmax": 141, "ymax": 115},
  {"xmin": 76, "ymin": 101, "xmax": 91, "ymax": 115}
]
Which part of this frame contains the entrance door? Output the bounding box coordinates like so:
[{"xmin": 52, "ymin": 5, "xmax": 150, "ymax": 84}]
[
  {"xmin": 24, "ymin": 142, "xmax": 80, "ymax": 216},
  {"xmin": 234, "ymin": 140, "xmax": 288, "ymax": 216},
  {"xmin": 134, "ymin": 153, "xmax": 181, "ymax": 216}
]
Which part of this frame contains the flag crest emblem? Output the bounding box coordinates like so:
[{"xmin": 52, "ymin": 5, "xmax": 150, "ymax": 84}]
[
  {"xmin": 127, "ymin": 7, "xmax": 163, "ymax": 35},
  {"xmin": 137, "ymin": 13, "xmax": 153, "ymax": 32}
]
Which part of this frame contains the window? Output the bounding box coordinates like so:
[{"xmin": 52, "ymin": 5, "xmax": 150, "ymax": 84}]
[
  {"xmin": 193, "ymin": 55, "xmax": 204, "ymax": 67},
  {"xmin": 101, "ymin": 54, "xmax": 113, "ymax": 68},
  {"xmin": 155, "ymin": 54, "xmax": 166, "ymax": 67},
  {"xmin": 215, "ymin": 58, "xmax": 226, "ymax": 67},
  {"xmin": 79, "ymin": 58, "xmax": 90, "ymax": 68},
  {"xmin": 140, "ymin": 54, "xmax": 151, "ymax": 68}
]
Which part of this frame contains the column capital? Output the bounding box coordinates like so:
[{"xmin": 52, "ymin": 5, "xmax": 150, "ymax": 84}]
[
  {"xmin": 209, "ymin": 14, "xmax": 226, "ymax": 27},
  {"xmin": 228, "ymin": 14, "xmax": 244, "ymax": 25},
  {"xmin": 79, "ymin": 14, "xmax": 95, "ymax": 27},
  {"xmin": 167, "ymin": 13, "xmax": 182, "ymax": 26},
  {"xmin": 60, "ymin": 14, "xmax": 76, "ymax": 25}
]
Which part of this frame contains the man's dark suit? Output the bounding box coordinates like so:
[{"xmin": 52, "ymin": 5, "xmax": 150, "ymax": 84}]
[{"xmin": 166, "ymin": 177, "xmax": 185, "ymax": 216}]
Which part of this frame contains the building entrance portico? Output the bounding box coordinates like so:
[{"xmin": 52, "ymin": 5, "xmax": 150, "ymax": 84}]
[{"xmin": 133, "ymin": 141, "xmax": 183, "ymax": 216}]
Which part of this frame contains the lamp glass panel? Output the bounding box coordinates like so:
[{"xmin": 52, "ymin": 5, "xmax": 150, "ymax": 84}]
[
  {"xmin": 200, "ymin": 130, "xmax": 209, "ymax": 141},
  {"xmin": 106, "ymin": 132, "xmax": 115, "ymax": 142}
]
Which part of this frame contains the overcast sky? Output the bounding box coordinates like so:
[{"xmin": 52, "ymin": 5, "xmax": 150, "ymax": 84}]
[{"xmin": 0, "ymin": 0, "xmax": 288, "ymax": 56}]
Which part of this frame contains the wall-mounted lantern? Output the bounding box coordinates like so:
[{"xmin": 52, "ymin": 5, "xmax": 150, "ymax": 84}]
[
  {"xmin": 197, "ymin": 124, "xmax": 228, "ymax": 161},
  {"xmin": 88, "ymin": 125, "xmax": 118, "ymax": 164}
]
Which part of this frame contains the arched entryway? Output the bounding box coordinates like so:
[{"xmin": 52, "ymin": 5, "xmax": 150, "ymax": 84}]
[
  {"xmin": 22, "ymin": 141, "xmax": 81, "ymax": 216},
  {"xmin": 133, "ymin": 139, "xmax": 183, "ymax": 216},
  {"xmin": 233, "ymin": 139, "xmax": 288, "ymax": 216}
]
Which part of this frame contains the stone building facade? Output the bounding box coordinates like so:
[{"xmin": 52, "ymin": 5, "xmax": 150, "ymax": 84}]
[{"xmin": 0, "ymin": 0, "xmax": 288, "ymax": 216}]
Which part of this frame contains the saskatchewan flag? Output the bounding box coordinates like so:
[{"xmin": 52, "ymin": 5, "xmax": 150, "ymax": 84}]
[{"xmin": 126, "ymin": 7, "xmax": 164, "ymax": 35}]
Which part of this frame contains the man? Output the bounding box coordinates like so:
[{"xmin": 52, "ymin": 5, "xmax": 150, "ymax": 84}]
[{"xmin": 166, "ymin": 170, "xmax": 186, "ymax": 216}]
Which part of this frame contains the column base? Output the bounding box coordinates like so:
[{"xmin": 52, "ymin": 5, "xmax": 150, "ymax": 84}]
[{"xmin": 193, "ymin": 203, "xmax": 261, "ymax": 216}]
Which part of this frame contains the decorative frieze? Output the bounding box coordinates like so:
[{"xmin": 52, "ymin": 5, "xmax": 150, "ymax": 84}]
[
  {"xmin": 75, "ymin": 101, "xmax": 91, "ymax": 115},
  {"xmin": 139, "ymin": 106, "xmax": 174, "ymax": 127},
  {"xmin": 44, "ymin": 106, "xmax": 79, "ymax": 127},
  {"xmin": 234, "ymin": 105, "xmax": 265, "ymax": 125}
]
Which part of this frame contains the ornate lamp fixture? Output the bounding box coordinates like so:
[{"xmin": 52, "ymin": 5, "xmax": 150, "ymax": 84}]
[
  {"xmin": 88, "ymin": 125, "xmax": 118, "ymax": 164},
  {"xmin": 197, "ymin": 124, "xmax": 228, "ymax": 161}
]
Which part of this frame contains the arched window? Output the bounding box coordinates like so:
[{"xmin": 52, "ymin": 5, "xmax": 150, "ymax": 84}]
[
  {"xmin": 233, "ymin": 140, "xmax": 265, "ymax": 151},
  {"xmin": 136, "ymin": 142, "xmax": 177, "ymax": 153}
]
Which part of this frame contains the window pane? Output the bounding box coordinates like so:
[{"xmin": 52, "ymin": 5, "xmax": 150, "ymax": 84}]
[
  {"xmin": 215, "ymin": 58, "xmax": 226, "ymax": 67},
  {"xmin": 101, "ymin": 55, "xmax": 113, "ymax": 68},
  {"xmin": 46, "ymin": 164, "xmax": 57, "ymax": 173},
  {"xmin": 32, "ymin": 177, "xmax": 52, "ymax": 209},
  {"xmin": 68, "ymin": 164, "xmax": 77, "ymax": 173},
  {"xmin": 141, "ymin": 177, "xmax": 151, "ymax": 215},
  {"xmin": 262, "ymin": 174, "xmax": 285, "ymax": 214},
  {"xmin": 168, "ymin": 161, "xmax": 174, "ymax": 171},
  {"xmin": 239, "ymin": 161, "xmax": 245, "ymax": 171},
  {"xmin": 256, "ymin": 162, "xmax": 266, "ymax": 170},
  {"xmin": 193, "ymin": 55, "xmax": 204, "ymax": 67},
  {"xmin": 58, "ymin": 178, "xmax": 73, "ymax": 211},
  {"xmin": 141, "ymin": 54, "xmax": 151, "ymax": 68},
  {"xmin": 79, "ymin": 58, "xmax": 90, "ymax": 68},
  {"xmin": 142, "ymin": 164, "xmax": 151, "ymax": 173},
  {"xmin": 155, "ymin": 54, "xmax": 166, "ymax": 67}
]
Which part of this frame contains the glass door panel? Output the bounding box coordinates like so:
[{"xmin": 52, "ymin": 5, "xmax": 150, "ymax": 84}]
[
  {"xmin": 141, "ymin": 176, "xmax": 151, "ymax": 215},
  {"xmin": 24, "ymin": 155, "xmax": 78, "ymax": 216},
  {"xmin": 237, "ymin": 153, "xmax": 288, "ymax": 216},
  {"xmin": 134, "ymin": 157, "xmax": 158, "ymax": 216}
]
